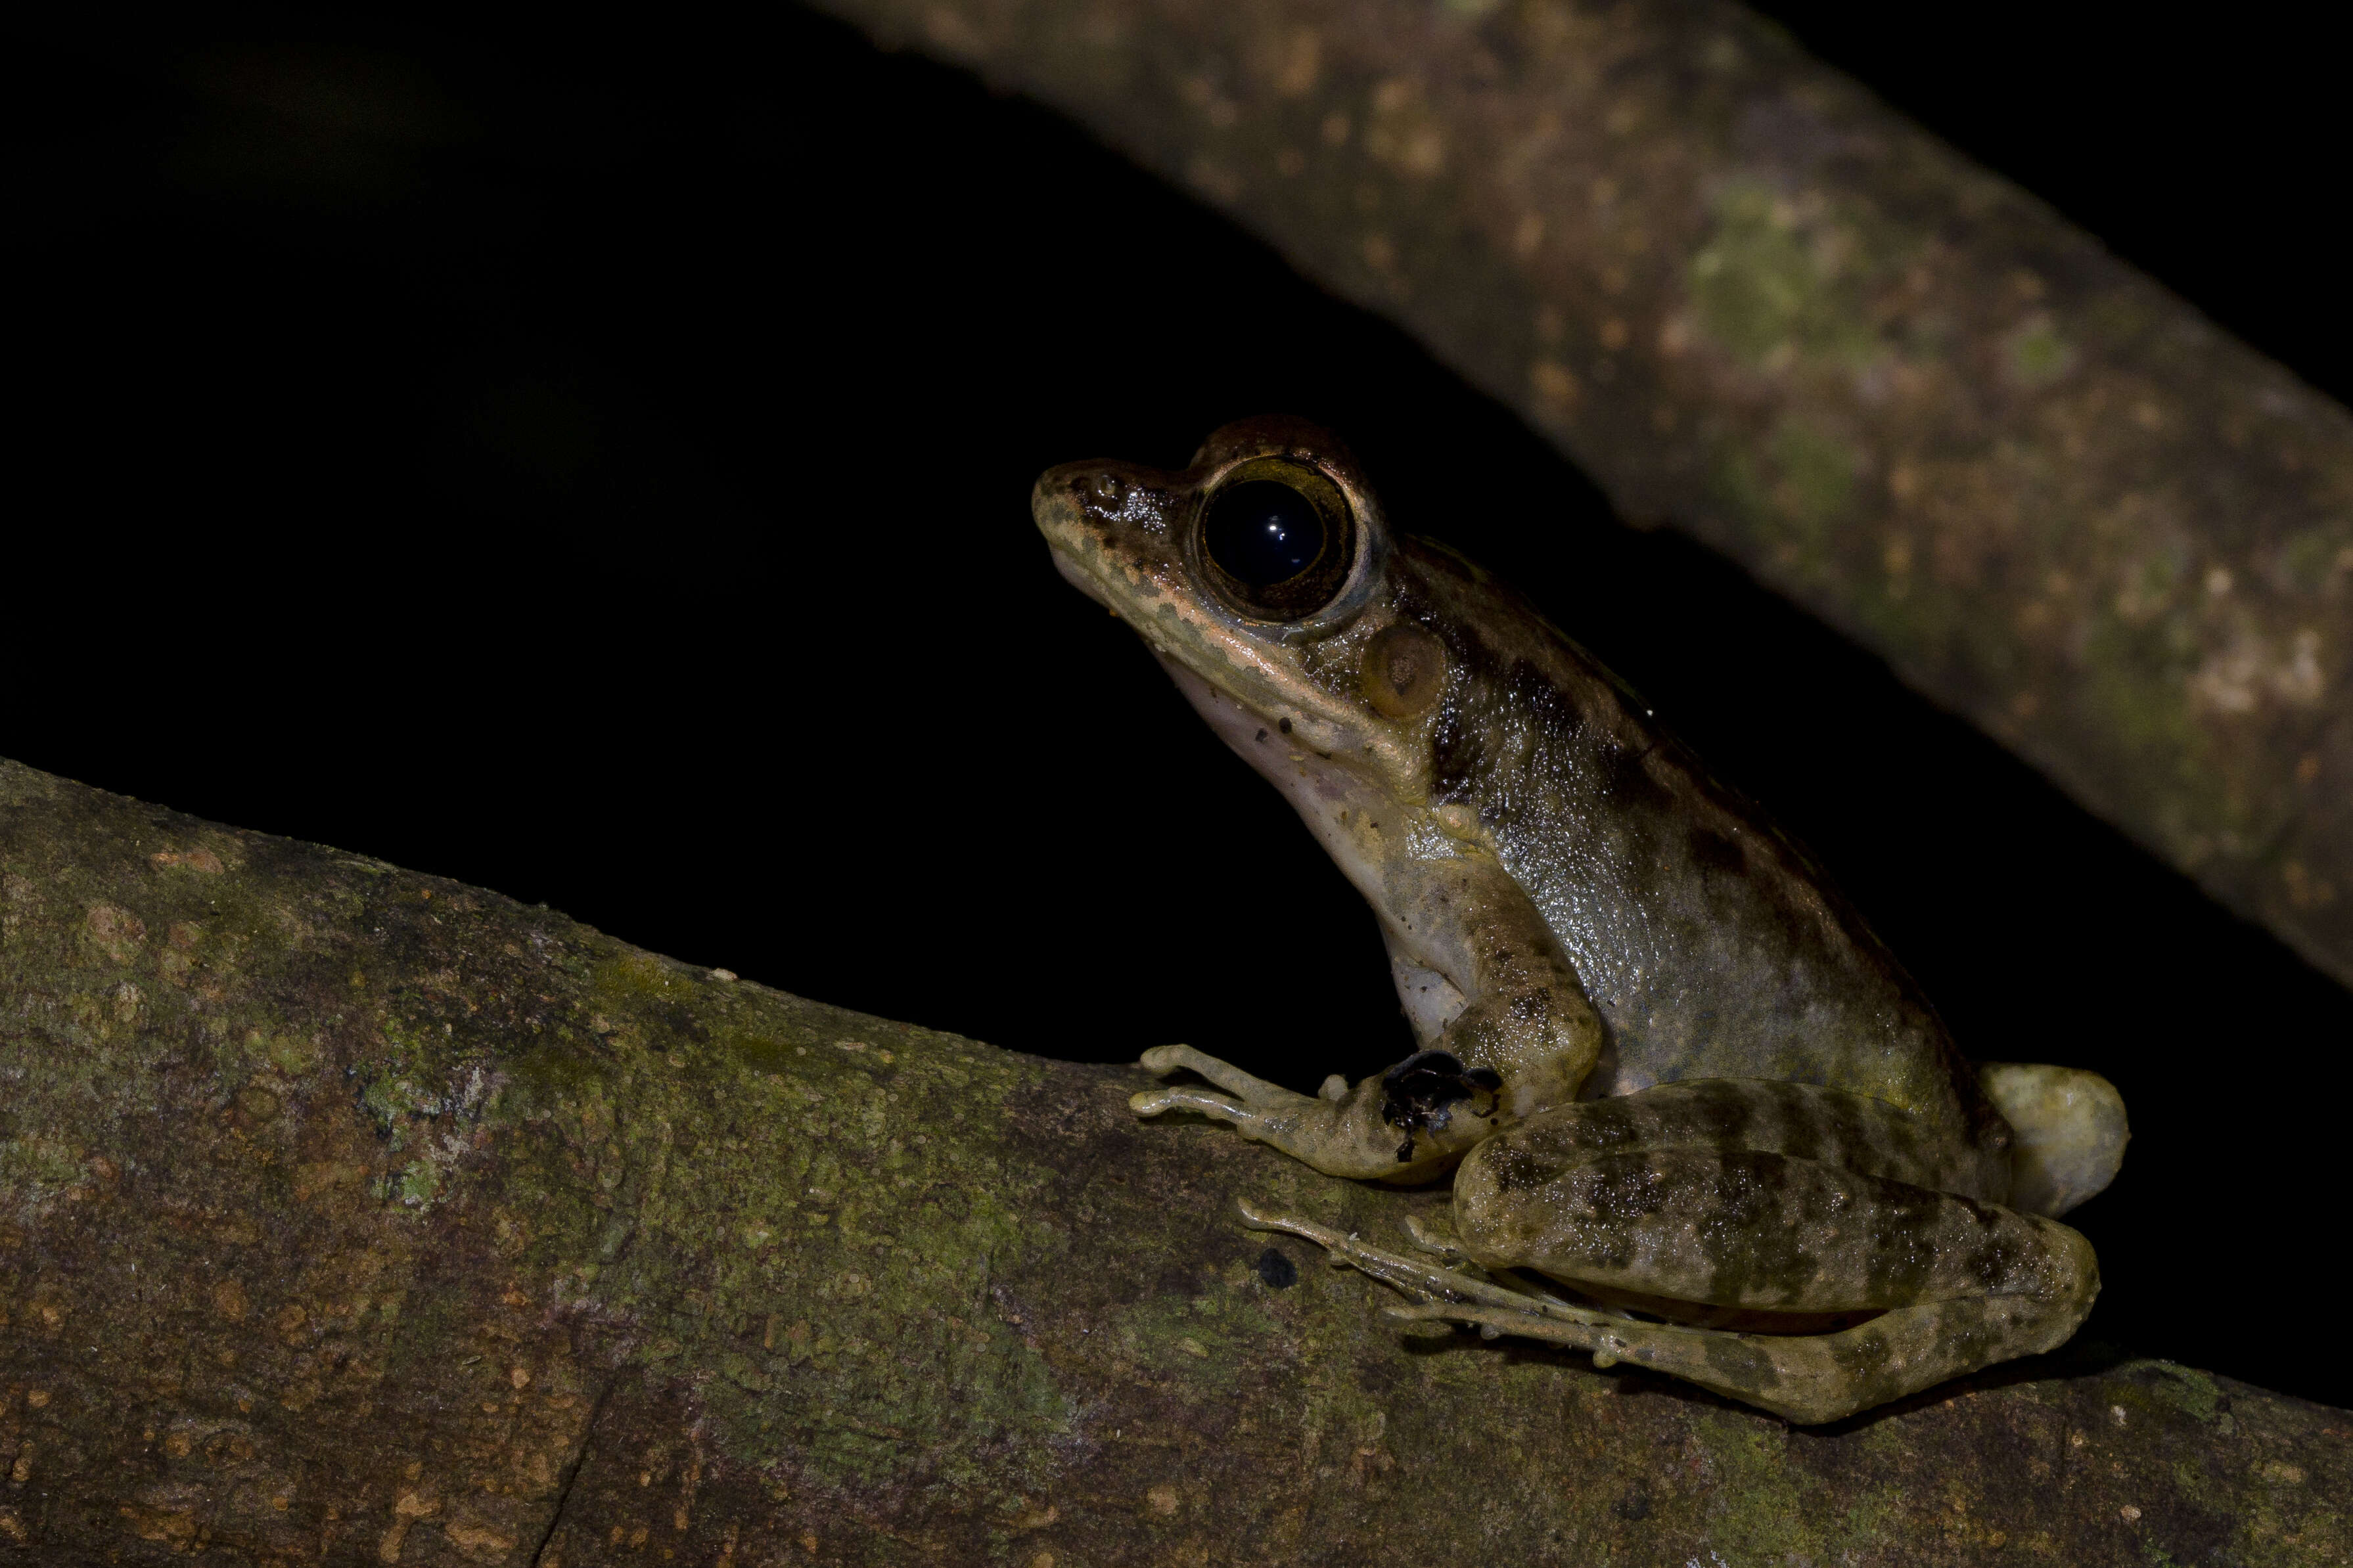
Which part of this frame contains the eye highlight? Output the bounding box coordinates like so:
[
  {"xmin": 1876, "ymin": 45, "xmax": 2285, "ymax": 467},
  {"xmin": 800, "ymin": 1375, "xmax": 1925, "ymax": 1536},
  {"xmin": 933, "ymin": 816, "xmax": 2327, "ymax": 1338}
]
[{"xmin": 1195, "ymin": 460, "xmax": 1356, "ymax": 621}]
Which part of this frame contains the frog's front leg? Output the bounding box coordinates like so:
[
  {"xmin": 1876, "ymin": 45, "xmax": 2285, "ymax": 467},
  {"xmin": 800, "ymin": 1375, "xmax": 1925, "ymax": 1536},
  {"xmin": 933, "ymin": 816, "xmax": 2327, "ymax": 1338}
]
[
  {"xmin": 1133, "ymin": 1043, "xmax": 1510, "ymax": 1181},
  {"xmin": 1133, "ymin": 844, "xmax": 1603, "ymax": 1181}
]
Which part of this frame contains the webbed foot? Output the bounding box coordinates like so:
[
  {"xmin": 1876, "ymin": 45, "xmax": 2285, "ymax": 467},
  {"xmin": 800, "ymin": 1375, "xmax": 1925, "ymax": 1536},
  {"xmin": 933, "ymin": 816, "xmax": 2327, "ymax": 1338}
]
[
  {"xmin": 1236, "ymin": 1200, "xmax": 1584, "ymax": 1314},
  {"xmin": 1130, "ymin": 1045, "xmax": 1298, "ymax": 1119}
]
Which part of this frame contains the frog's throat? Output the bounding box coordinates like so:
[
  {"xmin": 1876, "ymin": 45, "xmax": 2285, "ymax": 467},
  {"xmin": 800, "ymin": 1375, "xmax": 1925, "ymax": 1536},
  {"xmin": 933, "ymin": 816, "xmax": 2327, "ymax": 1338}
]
[
  {"xmin": 1156, "ymin": 656, "xmax": 1481, "ymax": 1031},
  {"xmin": 1050, "ymin": 536, "xmax": 1341, "ymax": 732},
  {"xmin": 1159, "ymin": 654, "xmax": 1413, "ymax": 831}
]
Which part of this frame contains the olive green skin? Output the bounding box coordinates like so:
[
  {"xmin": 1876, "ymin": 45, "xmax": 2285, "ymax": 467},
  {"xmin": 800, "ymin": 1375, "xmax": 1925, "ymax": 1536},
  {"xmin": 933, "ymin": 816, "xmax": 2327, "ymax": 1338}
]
[{"xmin": 1034, "ymin": 417, "xmax": 2114, "ymax": 1423}]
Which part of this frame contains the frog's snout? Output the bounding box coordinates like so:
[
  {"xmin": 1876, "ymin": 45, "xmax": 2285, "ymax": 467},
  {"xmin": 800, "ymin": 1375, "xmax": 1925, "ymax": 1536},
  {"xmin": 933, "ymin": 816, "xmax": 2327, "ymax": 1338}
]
[
  {"xmin": 1032, "ymin": 460, "xmax": 1173, "ymax": 534},
  {"xmin": 1032, "ymin": 458, "xmax": 1185, "ymax": 614},
  {"xmin": 1028, "ymin": 459, "xmax": 1100, "ymax": 531},
  {"xmin": 1032, "ymin": 463, "xmax": 1118, "ymax": 610}
]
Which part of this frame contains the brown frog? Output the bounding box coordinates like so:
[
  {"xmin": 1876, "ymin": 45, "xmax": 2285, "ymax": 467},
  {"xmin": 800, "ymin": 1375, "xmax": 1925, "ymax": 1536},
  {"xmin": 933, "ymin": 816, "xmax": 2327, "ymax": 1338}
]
[{"xmin": 1032, "ymin": 416, "xmax": 2127, "ymax": 1423}]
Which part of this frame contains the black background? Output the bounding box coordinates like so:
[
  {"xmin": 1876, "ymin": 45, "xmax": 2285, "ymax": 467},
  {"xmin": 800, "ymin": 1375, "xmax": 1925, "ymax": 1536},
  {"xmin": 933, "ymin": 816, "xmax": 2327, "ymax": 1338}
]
[{"xmin": 9, "ymin": 13, "xmax": 2350, "ymax": 1408}]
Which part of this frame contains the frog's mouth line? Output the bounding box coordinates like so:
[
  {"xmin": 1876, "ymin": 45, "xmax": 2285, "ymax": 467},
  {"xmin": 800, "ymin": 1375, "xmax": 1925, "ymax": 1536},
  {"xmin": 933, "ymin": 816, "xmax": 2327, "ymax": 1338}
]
[
  {"xmin": 1045, "ymin": 510, "xmax": 1415, "ymax": 805},
  {"xmin": 1046, "ymin": 533, "xmax": 1290, "ymax": 718},
  {"xmin": 1045, "ymin": 537, "xmax": 1120, "ymax": 614}
]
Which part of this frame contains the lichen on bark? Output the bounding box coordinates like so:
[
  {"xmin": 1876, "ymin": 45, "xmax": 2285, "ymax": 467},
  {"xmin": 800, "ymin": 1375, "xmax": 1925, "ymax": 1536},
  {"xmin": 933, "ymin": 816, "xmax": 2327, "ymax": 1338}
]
[{"xmin": 4, "ymin": 758, "xmax": 2348, "ymax": 1563}]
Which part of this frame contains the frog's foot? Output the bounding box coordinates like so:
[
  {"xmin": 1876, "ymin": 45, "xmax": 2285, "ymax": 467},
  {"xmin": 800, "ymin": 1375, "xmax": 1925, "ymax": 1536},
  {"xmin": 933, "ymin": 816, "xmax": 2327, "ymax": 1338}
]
[
  {"xmin": 1133, "ymin": 1048, "xmax": 1492, "ymax": 1180},
  {"xmin": 1130, "ymin": 1050, "xmax": 1400, "ymax": 1177},
  {"xmin": 1236, "ymin": 1201, "xmax": 1586, "ymax": 1314},
  {"xmin": 1384, "ymin": 1291, "xmax": 2085, "ymax": 1426},
  {"xmin": 1131, "ymin": 1045, "xmax": 1297, "ymax": 1116}
]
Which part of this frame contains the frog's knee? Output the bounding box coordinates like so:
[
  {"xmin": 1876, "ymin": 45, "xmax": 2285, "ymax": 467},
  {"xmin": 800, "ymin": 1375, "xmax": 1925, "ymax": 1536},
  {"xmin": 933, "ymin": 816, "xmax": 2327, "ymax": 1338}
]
[{"xmin": 1444, "ymin": 1137, "xmax": 1531, "ymax": 1265}]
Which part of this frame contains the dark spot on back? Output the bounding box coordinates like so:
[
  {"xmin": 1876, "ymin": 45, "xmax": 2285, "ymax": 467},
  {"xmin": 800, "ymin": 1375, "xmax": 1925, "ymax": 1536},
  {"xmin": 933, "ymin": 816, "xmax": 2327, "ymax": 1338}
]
[
  {"xmin": 1612, "ymin": 1487, "xmax": 1652, "ymax": 1521},
  {"xmin": 1254, "ymin": 1247, "xmax": 1298, "ymax": 1289},
  {"xmin": 1607, "ymin": 742, "xmax": 1674, "ymax": 809},
  {"xmin": 1278, "ymin": 717, "xmax": 1292, "ymax": 734}
]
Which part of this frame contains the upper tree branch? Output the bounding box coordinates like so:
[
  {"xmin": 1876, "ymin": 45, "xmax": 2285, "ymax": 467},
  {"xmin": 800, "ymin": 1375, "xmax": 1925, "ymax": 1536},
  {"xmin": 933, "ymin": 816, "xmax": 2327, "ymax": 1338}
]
[{"xmin": 819, "ymin": 0, "xmax": 2353, "ymax": 988}]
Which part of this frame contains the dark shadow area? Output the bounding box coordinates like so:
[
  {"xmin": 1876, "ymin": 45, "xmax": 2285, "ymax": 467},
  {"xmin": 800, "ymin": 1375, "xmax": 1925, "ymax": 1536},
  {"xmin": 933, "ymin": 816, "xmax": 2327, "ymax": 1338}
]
[{"xmin": 6, "ymin": 18, "xmax": 2346, "ymax": 1407}]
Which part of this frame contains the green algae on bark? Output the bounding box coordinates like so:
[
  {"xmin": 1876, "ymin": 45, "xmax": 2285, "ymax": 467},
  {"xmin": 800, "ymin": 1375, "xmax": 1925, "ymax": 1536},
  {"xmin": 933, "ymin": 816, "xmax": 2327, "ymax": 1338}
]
[
  {"xmin": 2, "ymin": 755, "xmax": 2348, "ymax": 1564},
  {"xmin": 813, "ymin": 0, "xmax": 2353, "ymax": 994}
]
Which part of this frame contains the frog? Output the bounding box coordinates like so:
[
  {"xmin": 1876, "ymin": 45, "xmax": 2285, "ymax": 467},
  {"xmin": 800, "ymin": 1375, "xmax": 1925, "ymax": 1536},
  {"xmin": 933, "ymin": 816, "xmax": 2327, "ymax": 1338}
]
[{"xmin": 1031, "ymin": 416, "xmax": 2129, "ymax": 1424}]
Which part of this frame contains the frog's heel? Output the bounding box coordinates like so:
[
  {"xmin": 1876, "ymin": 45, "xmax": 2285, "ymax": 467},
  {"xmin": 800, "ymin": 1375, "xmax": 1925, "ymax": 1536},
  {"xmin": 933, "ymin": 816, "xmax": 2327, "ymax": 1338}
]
[{"xmin": 1384, "ymin": 1224, "xmax": 2099, "ymax": 1425}]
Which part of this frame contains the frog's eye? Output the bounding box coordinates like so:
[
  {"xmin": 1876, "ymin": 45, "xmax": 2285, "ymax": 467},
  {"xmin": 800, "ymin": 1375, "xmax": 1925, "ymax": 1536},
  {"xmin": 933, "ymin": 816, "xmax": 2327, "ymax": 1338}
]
[{"xmin": 1197, "ymin": 462, "xmax": 1356, "ymax": 621}]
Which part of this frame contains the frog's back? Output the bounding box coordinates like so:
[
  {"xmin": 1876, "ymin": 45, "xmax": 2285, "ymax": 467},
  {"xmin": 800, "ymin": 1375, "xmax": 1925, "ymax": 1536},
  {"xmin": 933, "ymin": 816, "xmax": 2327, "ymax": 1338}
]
[{"xmin": 1396, "ymin": 542, "xmax": 1996, "ymax": 1145}]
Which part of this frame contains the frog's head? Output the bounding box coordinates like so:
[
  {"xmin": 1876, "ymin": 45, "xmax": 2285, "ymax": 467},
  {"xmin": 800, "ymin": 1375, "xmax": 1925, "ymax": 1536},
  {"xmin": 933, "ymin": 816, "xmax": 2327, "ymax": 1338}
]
[{"xmin": 1033, "ymin": 416, "xmax": 1458, "ymax": 807}]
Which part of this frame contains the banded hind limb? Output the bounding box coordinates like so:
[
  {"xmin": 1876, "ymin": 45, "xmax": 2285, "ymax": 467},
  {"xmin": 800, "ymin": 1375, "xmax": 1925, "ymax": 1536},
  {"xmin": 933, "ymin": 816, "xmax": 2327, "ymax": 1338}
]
[{"xmin": 1239, "ymin": 1080, "xmax": 2101, "ymax": 1424}]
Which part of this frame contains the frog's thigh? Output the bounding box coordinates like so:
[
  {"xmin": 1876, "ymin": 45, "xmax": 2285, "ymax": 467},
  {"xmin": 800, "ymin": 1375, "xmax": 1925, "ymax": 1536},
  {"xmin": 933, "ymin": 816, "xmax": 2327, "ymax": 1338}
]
[{"xmin": 1459, "ymin": 1139, "xmax": 2068, "ymax": 1314}]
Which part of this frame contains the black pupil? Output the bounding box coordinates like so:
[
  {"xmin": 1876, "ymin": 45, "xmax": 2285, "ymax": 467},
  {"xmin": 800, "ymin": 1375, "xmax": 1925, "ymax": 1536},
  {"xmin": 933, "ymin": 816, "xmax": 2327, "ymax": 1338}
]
[{"xmin": 1203, "ymin": 480, "xmax": 1327, "ymax": 588}]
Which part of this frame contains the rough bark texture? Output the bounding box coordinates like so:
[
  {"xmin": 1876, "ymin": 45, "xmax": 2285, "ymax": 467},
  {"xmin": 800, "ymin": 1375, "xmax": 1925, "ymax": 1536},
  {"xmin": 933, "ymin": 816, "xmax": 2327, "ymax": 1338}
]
[
  {"xmin": 5, "ymin": 761, "xmax": 2350, "ymax": 1565},
  {"xmin": 811, "ymin": 0, "xmax": 2353, "ymax": 991}
]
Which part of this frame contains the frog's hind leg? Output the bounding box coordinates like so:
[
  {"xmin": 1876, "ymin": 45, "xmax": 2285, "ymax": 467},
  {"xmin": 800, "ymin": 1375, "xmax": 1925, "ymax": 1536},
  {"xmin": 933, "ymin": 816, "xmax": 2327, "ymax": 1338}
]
[
  {"xmin": 1249, "ymin": 1190, "xmax": 2097, "ymax": 1424},
  {"xmin": 1431, "ymin": 1125, "xmax": 2102, "ymax": 1423},
  {"xmin": 1383, "ymin": 1268, "xmax": 2093, "ymax": 1425}
]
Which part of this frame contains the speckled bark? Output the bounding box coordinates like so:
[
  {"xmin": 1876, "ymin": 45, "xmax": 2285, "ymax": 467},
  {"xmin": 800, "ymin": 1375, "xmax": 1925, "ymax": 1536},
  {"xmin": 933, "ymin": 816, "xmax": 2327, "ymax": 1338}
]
[
  {"xmin": 811, "ymin": 0, "xmax": 2353, "ymax": 990},
  {"xmin": 5, "ymin": 761, "xmax": 2348, "ymax": 1564}
]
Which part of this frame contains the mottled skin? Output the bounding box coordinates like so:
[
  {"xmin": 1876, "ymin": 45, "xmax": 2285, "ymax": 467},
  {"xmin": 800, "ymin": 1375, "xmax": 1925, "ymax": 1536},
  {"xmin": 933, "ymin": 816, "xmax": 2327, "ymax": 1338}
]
[{"xmin": 1034, "ymin": 418, "xmax": 2125, "ymax": 1423}]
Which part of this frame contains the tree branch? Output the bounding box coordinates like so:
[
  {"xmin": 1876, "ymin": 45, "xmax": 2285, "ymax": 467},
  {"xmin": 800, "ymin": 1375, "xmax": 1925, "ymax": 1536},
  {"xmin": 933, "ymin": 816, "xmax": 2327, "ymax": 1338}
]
[{"xmin": 3, "ymin": 759, "xmax": 2345, "ymax": 1563}]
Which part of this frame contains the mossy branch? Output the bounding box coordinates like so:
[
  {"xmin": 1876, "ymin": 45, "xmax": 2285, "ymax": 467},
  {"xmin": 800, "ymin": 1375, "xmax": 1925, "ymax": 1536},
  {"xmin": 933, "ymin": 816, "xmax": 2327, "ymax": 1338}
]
[
  {"xmin": 815, "ymin": 0, "xmax": 2353, "ymax": 991},
  {"xmin": 3, "ymin": 760, "xmax": 2346, "ymax": 1563}
]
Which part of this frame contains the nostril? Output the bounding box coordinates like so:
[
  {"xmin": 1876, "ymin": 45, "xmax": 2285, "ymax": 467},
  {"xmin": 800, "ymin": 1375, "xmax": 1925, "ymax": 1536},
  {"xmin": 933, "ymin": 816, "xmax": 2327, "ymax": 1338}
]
[{"xmin": 1082, "ymin": 470, "xmax": 1127, "ymax": 510}]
